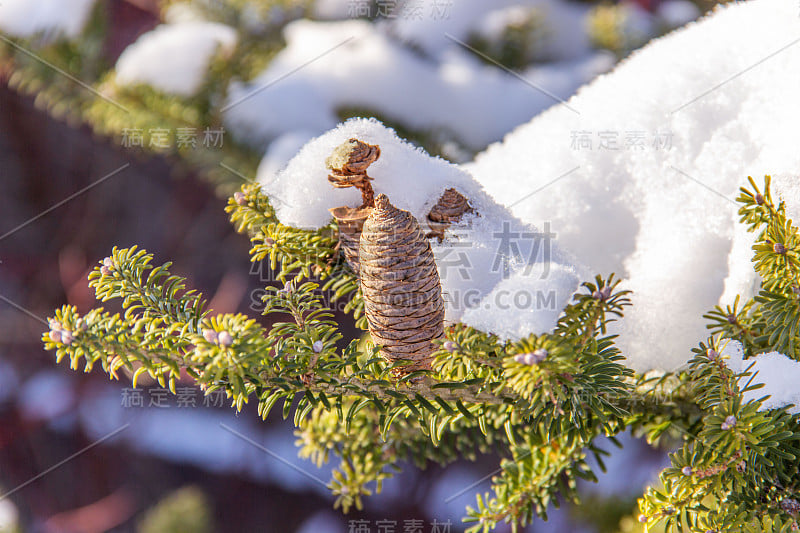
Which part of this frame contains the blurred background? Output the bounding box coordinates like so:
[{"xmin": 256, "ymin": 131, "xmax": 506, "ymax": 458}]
[{"xmin": 0, "ymin": 0, "xmax": 724, "ymax": 531}]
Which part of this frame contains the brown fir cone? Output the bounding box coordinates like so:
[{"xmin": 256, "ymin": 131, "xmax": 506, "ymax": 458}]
[
  {"xmin": 427, "ymin": 188, "xmax": 474, "ymax": 240},
  {"xmin": 360, "ymin": 194, "xmax": 445, "ymax": 374},
  {"xmin": 327, "ymin": 138, "xmax": 381, "ymax": 275}
]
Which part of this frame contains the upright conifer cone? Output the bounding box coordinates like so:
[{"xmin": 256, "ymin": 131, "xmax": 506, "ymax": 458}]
[
  {"xmin": 427, "ymin": 188, "xmax": 474, "ymax": 240},
  {"xmin": 359, "ymin": 194, "xmax": 445, "ymax": 373}
]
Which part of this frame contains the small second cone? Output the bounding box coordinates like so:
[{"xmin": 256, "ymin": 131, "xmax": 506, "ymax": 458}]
[
  {"xmin": 359, "ymin": 194, "xmax": 445, "ymax": 374},
  {"xmin": 330, "ymin": 206, "xmax": 371, "ymax": 276}
]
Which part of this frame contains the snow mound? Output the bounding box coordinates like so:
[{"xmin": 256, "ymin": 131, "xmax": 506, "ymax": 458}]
[
  {"xmin": 266, "ymin": 118, "xmax": 585, "ymax": 331},
  {"xmin": 115, "ymin": 22, "xmax": 238, "ymax": 97},
  {"xmin": 465, "ymin": 0, "xmax": 800, "ymax": 371},
  {"xmin": 0, "ymin": 0, "xmax": 96, "ymax": 39},
  {"xmin": 721, "ymin": 341, "xmax": 800, "ymax": 414},
  {"xmin": 461, "ymin": 264, "xmax": 581, "ymax": 341},
  {"xmin": 224, "ymin": 18, "xmax": 613, "ymax": 150}
]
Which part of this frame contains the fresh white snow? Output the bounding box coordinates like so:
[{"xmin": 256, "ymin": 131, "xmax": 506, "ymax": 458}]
[
  {"xmin": 721, "ymin": 340, "xmax": 800, "ymax": 414},
  {"xmin": 461, "ymin": 264, "xmax": 580, "ymax": 340},
  {"xmin": 265, "ymin": 118, "xmax": 585, "ymax": 331},
  {"xmin": 115, "ymin": 22, "xmax": 238, "ymax": 97},
  {"xmin": 465, "ymin": 0, "xmax": 800, "ymax": 371},
  {"xmin": 224, "ymin": 18, "xmax": 614, "ymax": 150},
  {"xmin": 0, "ymin": 0, "xmax": 97, "ymax": 39}
]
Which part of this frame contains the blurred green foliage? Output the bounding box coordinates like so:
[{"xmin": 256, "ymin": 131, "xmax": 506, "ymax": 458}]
[{"xmin": 137, "ymin": 486, "xmax": 213, "ymax": 533}]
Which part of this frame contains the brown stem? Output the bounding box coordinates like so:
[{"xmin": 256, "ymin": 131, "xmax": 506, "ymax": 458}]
[{"xmin": 357, "ymin": 178, "xmax": 374, "ymax": 208}]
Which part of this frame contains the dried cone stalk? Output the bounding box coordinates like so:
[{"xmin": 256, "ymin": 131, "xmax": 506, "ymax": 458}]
[
  {"xmin": 427, "ymin": 188, "xmax": 474, "ymax": 240},
  {"xmin": 360, "ymin": 194, "xmax": 445, "ymax": 374},
  {"xmin": 327, "ymin": 138, "xmax": 381, "ymax": 275}
]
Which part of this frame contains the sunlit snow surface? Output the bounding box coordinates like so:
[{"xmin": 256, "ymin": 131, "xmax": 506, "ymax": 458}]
[
  {"xmin": 115, "ymin": 22, "xmax": 238, "ymax": 97},
  {"xmin": 0, "ymin": 0, "xmax": 96, "ymax": 39},
  {"xmin": 466, "ymin": 0, "xmax": 800, "ymax": 370},
  {"xmin": 721, "ymin": 341, "xmax": 800, "ymax": 414}
]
